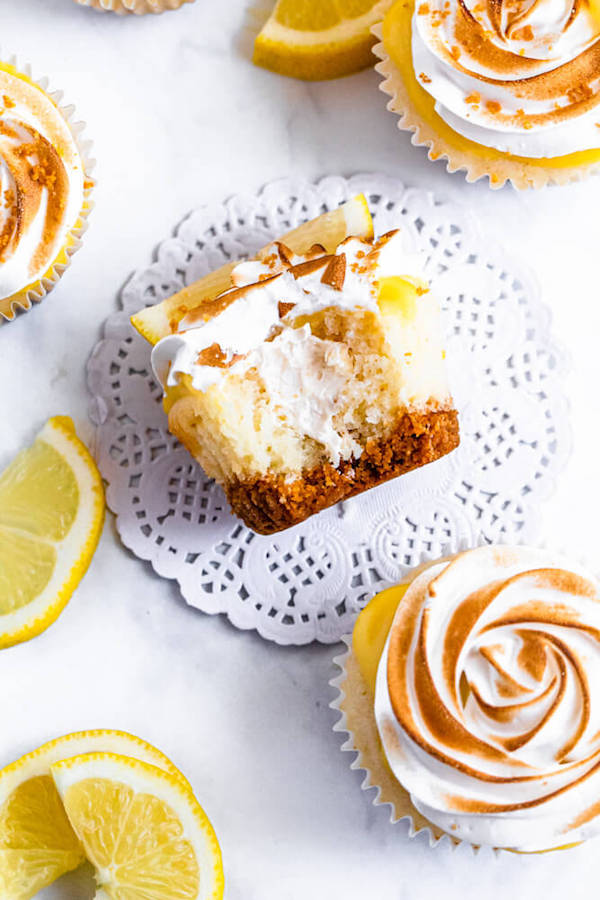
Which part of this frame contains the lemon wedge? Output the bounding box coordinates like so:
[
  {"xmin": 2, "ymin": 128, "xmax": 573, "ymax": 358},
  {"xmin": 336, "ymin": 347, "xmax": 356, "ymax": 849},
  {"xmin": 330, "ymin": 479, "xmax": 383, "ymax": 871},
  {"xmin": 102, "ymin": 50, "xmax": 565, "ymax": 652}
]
[
  {"xmin": 253, "ymin": 0, "xmax": 393, "ymax": 80},
  {"xmin": 131, "ymin": 193, "xmax": 373, "ymax": 345},
  {"xmin": 0, "ymin": 416, "xmax": 104, "ymax": 648},
  {"xmin": 0, "ymin": 730, "xmax": 186, "ymax": 900},
  {"xmin": 52, "ymin": 752, "xmax": 224, "ymax": 900}
]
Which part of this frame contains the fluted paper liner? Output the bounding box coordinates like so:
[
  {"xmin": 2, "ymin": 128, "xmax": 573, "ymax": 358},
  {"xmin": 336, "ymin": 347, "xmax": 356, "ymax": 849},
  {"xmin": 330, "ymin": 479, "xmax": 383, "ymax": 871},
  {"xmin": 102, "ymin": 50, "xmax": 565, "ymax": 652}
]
[
  {"xmin": 330, "ymin": 537, "xmax": 599, "ymax": 852},
  {"xmin": 372, "ymin": 20, "xmax": 600, "ymax": 190},
  {"xmin": 330, "ymin": 542, "xmax": 455, "ymax": 850},
  {"xmin": 332, "ymin": 638, "xmax": 451, "ymax": 846},
  {"xmin": 73, "ymin": 0, "xmax": 193, "ymax": 13},
  {"xmin": 0, "ymin": 56, "xmax": 95, "ymax": 323}
]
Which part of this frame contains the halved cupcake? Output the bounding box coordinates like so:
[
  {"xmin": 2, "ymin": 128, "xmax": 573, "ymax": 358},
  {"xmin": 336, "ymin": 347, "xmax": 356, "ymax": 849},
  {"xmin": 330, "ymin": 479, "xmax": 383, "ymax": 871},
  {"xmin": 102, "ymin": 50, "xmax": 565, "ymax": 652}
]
[{"xmin": 132, "ymin": 199, "xmax": 459, "ymax": 534}]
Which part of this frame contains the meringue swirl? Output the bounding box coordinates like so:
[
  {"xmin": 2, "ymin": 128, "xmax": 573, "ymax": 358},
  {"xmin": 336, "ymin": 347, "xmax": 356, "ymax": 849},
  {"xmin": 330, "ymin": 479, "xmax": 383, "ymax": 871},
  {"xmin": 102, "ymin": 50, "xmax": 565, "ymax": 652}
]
[
  {"xmin": 412, "ymin": 0, "xmax": 600, "ymax": 156},
  {"xmin": 375, "ymin": 545, "xmax": 600, "ymax": 850},
  {"xmin": 0, "ymin": 65, "xmax": 84, "ymax": 300}
]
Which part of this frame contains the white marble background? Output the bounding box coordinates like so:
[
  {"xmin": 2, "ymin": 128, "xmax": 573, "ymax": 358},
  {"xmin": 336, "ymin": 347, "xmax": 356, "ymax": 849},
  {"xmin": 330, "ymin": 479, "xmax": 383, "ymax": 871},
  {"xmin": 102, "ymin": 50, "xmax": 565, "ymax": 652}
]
[{"xmin": 1, "ymin": 1, "xmax": 600, "ymax": 897}]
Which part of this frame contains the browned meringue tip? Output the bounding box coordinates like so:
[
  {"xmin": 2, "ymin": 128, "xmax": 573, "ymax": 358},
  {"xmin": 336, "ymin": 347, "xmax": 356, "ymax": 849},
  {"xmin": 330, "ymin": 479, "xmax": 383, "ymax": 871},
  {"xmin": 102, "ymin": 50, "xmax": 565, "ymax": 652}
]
[
  {"xmin": 371, "ymin": 22, "xmax": 600, "ymax": 191},
  {"xmin": 72, "ymin": 0, "xmax": 194, "ymax": 13},
  {"xmin": 0, "ymin": 56, "xmax": 95, "ymax": 324}
]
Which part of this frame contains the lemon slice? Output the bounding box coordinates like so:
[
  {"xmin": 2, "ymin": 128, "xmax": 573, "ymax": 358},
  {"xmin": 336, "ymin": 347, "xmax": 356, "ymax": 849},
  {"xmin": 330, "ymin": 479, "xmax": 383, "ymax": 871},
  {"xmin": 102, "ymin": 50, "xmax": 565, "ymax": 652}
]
[
  {"xmin": 52, "ymin": 752, "xmax": 224, "ymax": 900},
  {"xmin": 131, "ymin": 193, "xmax": 373, "ymax": 345},
  {"xmin": 0, "ymin": 416, "xmax": 104, "ymax": 648},
  {"xmin": 253, "ymin": 0, "xmax": 392, "ymax": 80},
  {"xmin": 0, "ymin": 730, "xmax": 186, "ymax": 900}
]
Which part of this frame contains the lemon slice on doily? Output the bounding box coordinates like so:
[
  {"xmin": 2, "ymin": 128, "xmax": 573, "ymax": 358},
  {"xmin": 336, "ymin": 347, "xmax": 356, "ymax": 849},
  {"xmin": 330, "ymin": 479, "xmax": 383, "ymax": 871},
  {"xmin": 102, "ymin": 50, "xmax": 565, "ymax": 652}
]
[
  {"xmin": 253, "ymin": 0, "xmax": 392, "ymax": 80},
  {"xmin": 0, "ymin": 730, "xmax": 188, "ymax": 900},
  {"xmin": 52, "ymin": 751, "xmax": 224, "ymax": 900},
  {"xmin": 0, "ymin": 416, "xmax": 104, "ymax": 649},
  {"xmin": 131, "ymin": 193, "xmax": 373, "ymax": 345}
]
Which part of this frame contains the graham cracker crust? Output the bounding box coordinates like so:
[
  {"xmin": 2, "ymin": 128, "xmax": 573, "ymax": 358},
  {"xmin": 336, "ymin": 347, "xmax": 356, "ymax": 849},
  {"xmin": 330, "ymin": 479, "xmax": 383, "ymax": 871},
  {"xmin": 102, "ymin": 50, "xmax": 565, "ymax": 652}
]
[{"xmin": 227, "ymin": 407, "xmax": 459, "ymax": 534}]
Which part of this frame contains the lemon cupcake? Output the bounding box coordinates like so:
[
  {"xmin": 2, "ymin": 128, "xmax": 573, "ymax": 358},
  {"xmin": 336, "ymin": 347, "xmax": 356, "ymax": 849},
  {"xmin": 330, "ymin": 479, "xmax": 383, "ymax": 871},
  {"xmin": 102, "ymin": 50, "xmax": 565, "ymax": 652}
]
[
  {"xmin": 73, "ymin": 0, "xmax": 193, "ymax": 13},
  {"xmin": 334, "ymin": 544, "xmax": 600, "ymax": 850},
  {"xmin": 373, "ymin": 0, "xmax": 600, "ymax": 188},
  {"xmin": 149, "ymin": 227, "xmax": 459, "ymax": 534},
  {"xmin": 0, "ymin": 59, "xmax": 93, "ymax": 322}
]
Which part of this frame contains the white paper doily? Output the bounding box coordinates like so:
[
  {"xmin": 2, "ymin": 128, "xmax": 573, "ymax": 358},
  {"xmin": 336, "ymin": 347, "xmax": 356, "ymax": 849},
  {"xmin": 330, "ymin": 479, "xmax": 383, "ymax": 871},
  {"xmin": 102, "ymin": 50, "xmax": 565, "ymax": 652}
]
[{"xmin": 87, "ymin": 175, "xmax": 571, "ymax": 645}]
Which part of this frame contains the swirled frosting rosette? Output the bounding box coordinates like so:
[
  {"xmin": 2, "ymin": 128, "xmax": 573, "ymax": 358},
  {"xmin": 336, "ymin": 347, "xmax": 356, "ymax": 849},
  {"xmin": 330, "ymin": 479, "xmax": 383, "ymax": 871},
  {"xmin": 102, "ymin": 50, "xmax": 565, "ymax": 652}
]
[
  {"xmin": 333, "ymin": 545, "xmax": 600, "ymax": 851},
  {"xmin": 73, "ymin": 0, "xmax": 193, "ymax": 14},
  {"xmin": 373, "ymin": 0, "xmax": 600, "ymax": 187},
  {"xmin": 0, "ymin": 59, "xmax": 93, "ymax": 322}
]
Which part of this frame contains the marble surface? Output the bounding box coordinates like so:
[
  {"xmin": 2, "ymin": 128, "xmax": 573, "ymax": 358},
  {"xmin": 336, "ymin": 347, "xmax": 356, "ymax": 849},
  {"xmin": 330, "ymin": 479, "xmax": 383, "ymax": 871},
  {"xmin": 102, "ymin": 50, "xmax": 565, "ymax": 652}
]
[{"xmin": 2, "ymin": 1, "xmax": 600, "ymax": 897}]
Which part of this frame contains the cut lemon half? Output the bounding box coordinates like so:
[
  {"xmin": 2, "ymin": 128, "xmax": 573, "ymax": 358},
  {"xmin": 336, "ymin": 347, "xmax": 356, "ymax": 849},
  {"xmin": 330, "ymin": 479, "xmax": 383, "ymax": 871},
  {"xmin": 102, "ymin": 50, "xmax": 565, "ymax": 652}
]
[
  {"xmin": 0, "ymin": 730, "xmax": 187, "ymax": 900},
  {"xmin": 0, "ymin": 416, "xmax": 104, "ymax": 648},
  {"xmin": 253, "ymin": 0, "xmax": 392, "ymax": 80},
  {"xmin": 52, "ymin": 752, "xmax": 224, "ymax": 900},
  {"xmin": 131, "ymin": 193, "xmax": 373, "ymax": 345}
]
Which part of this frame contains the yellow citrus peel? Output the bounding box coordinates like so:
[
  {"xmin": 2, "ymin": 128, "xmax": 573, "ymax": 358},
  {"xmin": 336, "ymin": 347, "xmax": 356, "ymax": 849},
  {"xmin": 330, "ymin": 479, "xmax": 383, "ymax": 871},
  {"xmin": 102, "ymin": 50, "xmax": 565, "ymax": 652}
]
[
  {"xmin": 0, "ymin": 416, "xmax": 104, "ymax": 649},
  {"xmin": 253, "ymin": 0, "xmax": 393, "ymax": 80}
]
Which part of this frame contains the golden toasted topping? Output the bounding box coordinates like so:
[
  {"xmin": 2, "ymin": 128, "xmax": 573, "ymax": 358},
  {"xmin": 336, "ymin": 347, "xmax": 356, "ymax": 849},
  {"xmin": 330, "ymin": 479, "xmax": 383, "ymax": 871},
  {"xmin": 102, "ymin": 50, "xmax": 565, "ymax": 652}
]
[
  {"xmin": 195, "ymin": 343, "xmax": 243, "ymax": 368},
  {"xmin": 418, "ymin": 0, "xmax": 600, "ymax": 131},
  {"xmin": 0, "ymin": 125, "xmax": 69, "ymax": 277},
  {"xmin": 278, "ymin": 301, "xmax": 296, "ymax": 317},
  {"xmin": 288, "ymin": 255, "xmax": 333, "ymax": 279},
  {"xmin": 384, "ymin": 548, "xmax": 600, "ymax": 818},
  {"xmin": 320, "ymin": 253, "xmax": 346, "ymax": 291}
]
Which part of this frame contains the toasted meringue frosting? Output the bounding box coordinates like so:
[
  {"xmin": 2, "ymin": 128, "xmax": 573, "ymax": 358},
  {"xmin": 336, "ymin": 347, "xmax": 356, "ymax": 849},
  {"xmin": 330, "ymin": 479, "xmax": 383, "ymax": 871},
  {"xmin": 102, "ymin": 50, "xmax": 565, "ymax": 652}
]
[
  {"xmin": 374, "ymin": 545, "xmax": 600, "ymax": 850},
  {"xmin": 152, "ymin": 231, "xmax": 451, "ymax": 467},
  {"xmin": 411, "ymin": 0, "xmax": 600, "ymax": 157},
  {"xmin": 0, "ymin": 64, "xmax": 85, "ymax": 300}
]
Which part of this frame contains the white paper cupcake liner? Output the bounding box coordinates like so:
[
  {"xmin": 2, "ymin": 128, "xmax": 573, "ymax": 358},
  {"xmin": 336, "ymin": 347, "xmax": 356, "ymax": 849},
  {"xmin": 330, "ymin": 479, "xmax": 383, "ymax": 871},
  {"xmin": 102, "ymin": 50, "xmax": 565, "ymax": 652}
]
[
  {"xmin": 0, "ymin": 56, "xmax": 95, "ymax": 323},
  {"xmin": 329, "ymin": 534, "xmax": 599, "ymax": 853},
  {"xmin": 73, "ymin": 0, "xmax": 193, "ymax": 14}
]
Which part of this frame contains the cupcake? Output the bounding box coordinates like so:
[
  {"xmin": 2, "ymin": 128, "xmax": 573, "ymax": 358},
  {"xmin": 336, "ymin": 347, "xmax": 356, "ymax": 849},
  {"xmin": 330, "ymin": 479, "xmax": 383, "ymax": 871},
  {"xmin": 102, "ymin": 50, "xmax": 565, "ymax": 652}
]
[
  {"xmin": 0, "ymin": 59, "xmax": 93, "ymax": 322},
  {"xmin": 334, "ymin": 544, "xmax": 600, "ymax": 851},
  {"xmin": 148, "ymin": 225, "xmax": 459, "ymax": 534},
  {"xmin": 373, "ymin": 0, "xmax": 600, "ymax": 189},
  {"xmin": 73, "ymin": 0, "xmax": 193, "ymax": 13}
]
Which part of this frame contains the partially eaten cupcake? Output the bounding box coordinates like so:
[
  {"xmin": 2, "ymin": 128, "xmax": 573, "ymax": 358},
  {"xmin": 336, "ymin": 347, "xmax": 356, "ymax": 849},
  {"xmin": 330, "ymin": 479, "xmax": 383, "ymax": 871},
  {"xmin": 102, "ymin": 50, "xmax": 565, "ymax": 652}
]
[{"xmin": 136, "ymin": 201, "xmax": 459, "ymax": 534}]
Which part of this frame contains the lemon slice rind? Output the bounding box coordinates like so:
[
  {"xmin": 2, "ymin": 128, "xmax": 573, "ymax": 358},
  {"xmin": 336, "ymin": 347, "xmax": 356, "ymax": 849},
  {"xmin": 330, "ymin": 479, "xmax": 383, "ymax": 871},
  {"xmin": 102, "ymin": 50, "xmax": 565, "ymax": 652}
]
[
  {"xmin": 52, "ymin": 751, "xmax": 224, "ymax": 900},
  {"xmin": 0, "ymin": 730, "xmax": 187, "ymax": 900},
  {"xmin": 0, "ymin": 730, "xmax": 189, "ymax": 796},
  {"xmin": 0, "ymin": 417, "xmax": 104, "ymax": 648},
  {"xmin": 253, "ymin": 0, "xmax": 393, "ymax": 80}
]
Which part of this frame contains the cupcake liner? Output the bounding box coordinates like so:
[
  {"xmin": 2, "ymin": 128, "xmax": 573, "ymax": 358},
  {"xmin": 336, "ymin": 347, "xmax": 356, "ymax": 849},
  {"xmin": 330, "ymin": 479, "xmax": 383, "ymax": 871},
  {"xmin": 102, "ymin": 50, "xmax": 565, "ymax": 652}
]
[
  {"xmin": 73, "ymin": 0, "xmax": 193, "ymax": 13},
  {"xmin": 330, "ymin": 539, "xmax": 466, "ymax": 851},
  {"xmin": 332, "ymin": 638, "xmax": 450, "ymax": 846},
  {"xmin": 371, "ymin": 20, "xmax": 600, "ymax": 190},
  {"xmin": 0, "ymin": 57, "xmax": 95, "ymax": 323},
  {"xmin": 329, "ymin": 535, "xmax": 599, "ymax": 852}
]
